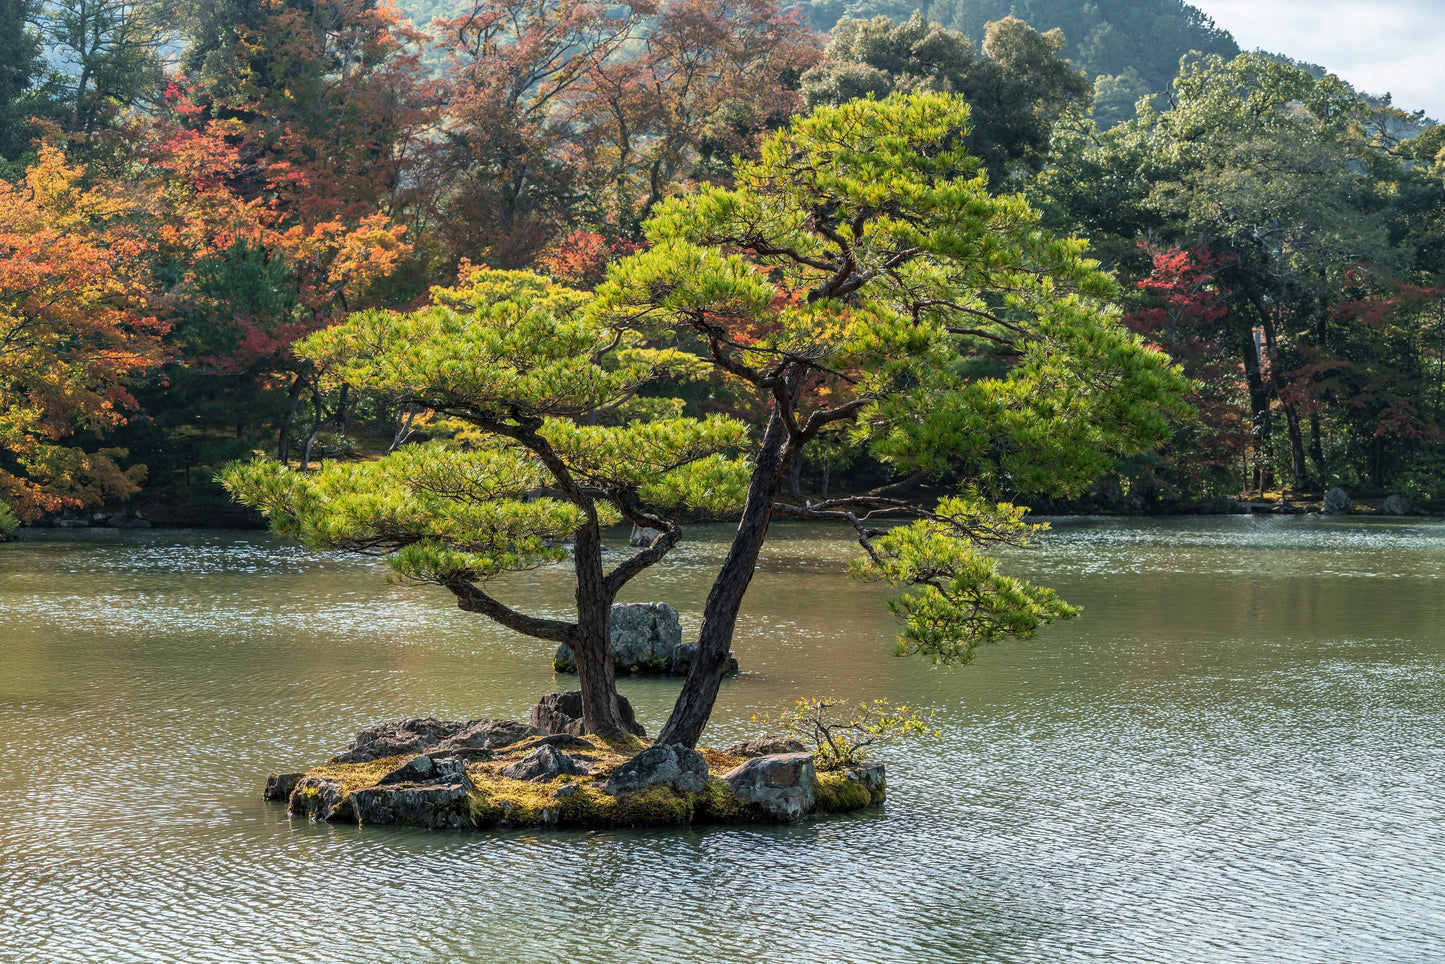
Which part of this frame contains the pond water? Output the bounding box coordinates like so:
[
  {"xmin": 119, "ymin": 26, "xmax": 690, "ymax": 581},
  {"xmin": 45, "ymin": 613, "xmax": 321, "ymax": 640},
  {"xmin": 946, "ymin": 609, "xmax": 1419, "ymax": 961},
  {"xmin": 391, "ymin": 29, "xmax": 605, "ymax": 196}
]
[{"xmin": 1, "ymin": 515, "xmax": 1442, "ymax": 963}]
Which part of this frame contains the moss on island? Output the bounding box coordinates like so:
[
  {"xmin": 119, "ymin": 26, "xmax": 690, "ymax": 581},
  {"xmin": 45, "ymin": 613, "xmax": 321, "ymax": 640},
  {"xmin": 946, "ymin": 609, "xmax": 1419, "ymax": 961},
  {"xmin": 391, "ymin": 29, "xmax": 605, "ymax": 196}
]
[{"xmin": 269, "ymin": 727, "xmax": 885, "ymax": 832}]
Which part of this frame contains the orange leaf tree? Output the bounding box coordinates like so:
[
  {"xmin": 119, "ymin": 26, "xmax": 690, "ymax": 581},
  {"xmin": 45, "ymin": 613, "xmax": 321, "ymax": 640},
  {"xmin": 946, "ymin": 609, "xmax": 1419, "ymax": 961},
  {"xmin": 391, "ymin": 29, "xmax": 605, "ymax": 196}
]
[{"xmin": 0, "ymin": 146, "xmax": 166, "ymax": 518}]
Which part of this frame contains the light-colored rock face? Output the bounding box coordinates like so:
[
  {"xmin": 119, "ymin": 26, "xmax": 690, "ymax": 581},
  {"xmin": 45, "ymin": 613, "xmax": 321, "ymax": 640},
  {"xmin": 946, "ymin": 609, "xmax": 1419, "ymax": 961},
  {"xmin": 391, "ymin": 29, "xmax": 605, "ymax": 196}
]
[
  {"xmin": 350, "ymin": 778, "xmax": 473, "ymax": 830},
  {"xmin": 554, "ymin": 602, "xmax": 683, "ymax": 674},
  {"xmin": 604, "ymin": 744, "xmax": 709, "ymax": 795},
  {"xmin": 1324, "ymin": 487, "xmax": 1353, "ymax": 514},
  {"xmin": 721, "ymin": 752, "xmax": 818, "ymax": 822},
  {"xmin": 610, "ymin": 602, "xmax": 683, "ymax": 667}
]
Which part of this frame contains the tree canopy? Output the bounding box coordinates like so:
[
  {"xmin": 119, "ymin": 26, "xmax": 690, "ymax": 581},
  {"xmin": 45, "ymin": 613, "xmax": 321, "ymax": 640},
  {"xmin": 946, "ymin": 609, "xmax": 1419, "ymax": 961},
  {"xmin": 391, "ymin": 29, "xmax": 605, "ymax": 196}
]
[
  {"xmin": 224, "ymin": 92, "xmax": 1188, "ymax": 745},
  {"xmin": 801, "ymin": 14, "xmax": 1091, "ymax": 177}
]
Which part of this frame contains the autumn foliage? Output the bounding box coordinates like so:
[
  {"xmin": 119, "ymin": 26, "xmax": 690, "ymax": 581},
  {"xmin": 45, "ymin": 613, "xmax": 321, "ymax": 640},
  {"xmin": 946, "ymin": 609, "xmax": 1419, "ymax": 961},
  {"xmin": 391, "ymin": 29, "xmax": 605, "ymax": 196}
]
[{"xmin": 0, "ymin": 148, "xmax": 165, "ymax": 517}]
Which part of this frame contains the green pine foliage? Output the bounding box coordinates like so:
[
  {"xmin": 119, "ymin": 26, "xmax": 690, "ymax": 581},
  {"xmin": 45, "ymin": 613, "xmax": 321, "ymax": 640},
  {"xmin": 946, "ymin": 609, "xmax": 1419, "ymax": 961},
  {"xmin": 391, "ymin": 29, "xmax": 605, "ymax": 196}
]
[
  {"xmin": 223, "ymin": 267, "xmax": 752, "ymax": 587},
  {"xmin": 594, "ymin": 92, "xmax": 1188, "ymax": 679}
]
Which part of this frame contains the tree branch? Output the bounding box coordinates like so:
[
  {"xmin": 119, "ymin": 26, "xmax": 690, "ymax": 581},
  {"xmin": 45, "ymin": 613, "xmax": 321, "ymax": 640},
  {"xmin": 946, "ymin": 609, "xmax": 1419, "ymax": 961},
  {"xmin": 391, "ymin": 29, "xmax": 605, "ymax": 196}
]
[{"xmin": 443, "ymin": 575, "xmax": 578, "ymax": 644}]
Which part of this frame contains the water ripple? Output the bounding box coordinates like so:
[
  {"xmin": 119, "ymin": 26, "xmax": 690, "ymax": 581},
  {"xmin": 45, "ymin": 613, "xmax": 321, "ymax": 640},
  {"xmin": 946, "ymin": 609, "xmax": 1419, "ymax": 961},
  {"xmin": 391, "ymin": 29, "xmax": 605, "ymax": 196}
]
[{"xmin": 2, "ymin": 520, "xmax": 1443, "ymax": 962}]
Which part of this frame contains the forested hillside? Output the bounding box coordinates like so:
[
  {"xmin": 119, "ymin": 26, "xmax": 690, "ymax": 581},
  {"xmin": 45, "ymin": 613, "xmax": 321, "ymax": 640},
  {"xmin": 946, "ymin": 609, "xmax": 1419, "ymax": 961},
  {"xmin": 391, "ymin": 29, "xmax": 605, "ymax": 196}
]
[{"xmin": 1, "ymin": 0, "xmax": 1442, "ymax": 534}]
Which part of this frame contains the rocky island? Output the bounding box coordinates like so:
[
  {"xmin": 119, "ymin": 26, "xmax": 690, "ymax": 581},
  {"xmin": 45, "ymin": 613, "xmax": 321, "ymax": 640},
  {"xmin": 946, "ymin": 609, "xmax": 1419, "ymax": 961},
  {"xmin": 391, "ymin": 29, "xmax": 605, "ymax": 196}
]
[{"xmin": 264, "ymin": 696, "xmax": 885, "ymax": 831}]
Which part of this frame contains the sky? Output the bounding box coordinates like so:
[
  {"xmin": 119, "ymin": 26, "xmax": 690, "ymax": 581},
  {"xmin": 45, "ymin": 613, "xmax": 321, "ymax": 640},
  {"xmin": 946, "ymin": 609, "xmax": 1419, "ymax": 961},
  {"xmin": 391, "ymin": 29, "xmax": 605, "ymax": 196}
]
[{"xmin": 1187, "ymin": 0, "xmax": 1445, "ymax": 121}]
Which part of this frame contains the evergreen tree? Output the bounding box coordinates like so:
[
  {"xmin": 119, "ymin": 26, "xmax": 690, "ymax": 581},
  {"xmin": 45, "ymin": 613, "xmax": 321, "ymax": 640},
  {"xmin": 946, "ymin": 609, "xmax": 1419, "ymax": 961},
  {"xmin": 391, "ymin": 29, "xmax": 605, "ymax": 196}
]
[
  {"xmin": 0, "ymin": 0, "xmax": 45, "ymax": 161},
  {"xmin": 225, "ymin": 93, "xmax": 1188, "ymax": 745}
]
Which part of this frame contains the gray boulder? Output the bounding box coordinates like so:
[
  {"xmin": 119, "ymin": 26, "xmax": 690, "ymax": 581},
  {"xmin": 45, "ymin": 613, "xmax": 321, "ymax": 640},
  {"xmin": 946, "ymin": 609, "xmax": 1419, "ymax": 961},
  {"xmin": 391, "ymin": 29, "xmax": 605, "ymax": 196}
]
[
  {"xmin": 288, "ymin": 776, "xmax": 352, "ymax": 821},
  {"xmin": 375, "ymin": 754, "xmax": 468, "ymax": 786},
  {"xmin": 605, "ymin": 744, "xmax": 710, "ymax": 795},
  {"xmin": 723, "ymin": 736, "xmax": 807, "ymax": 758},
  {"xmin": 263, "ymin": 771, "xmax": 304, "ymax": 801},
  {"xmin": 350, "ymin": 775, "xmax": 473, "ymax": 829},
  {"xmin": 629, "ymin": 524, "xmax": 665, "ymax": 546},
  {"xmin": 1323, "ymin": 487, "xmax": 1354, "ymax": 515},
  {"xmin": 530, "ymin": 690, "xmax": 646, "ymax": 738},
  {"xmin": 722, "ymin": 752, "xmax": 817, "ymax": 822},
  {"xmin": 1382, "ymin": 494, "xmax": 1413, "ymax": 515},
  {"xmin": 612, "ymin": 602, "xmax": 682, "ymax": 670},
  {"xmin": 500, "ymin": 745, "xmax": 590, "ymax": 782},
  {"xmin": 555, "ymin": 602, "xmax": 681, "ymax": 674}
]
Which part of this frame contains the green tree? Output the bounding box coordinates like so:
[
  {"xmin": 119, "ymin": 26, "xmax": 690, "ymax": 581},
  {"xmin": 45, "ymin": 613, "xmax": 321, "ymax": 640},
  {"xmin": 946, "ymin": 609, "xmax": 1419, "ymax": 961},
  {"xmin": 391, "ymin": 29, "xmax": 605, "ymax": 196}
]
[
  {"xmin": 41, "ymin": 0, "xmax": 172, "ymax": 142},
  {"xmin": 225, "ymin": 93, "xmax": 1188, "ymax": 746},
  {"xmin": 921, "ymin": 0, "xmax": 1236, "ymax": 94},
  {"xmin": 223, "ymin": 267, "xmax": 754, "ymax": 739},
  {"xmin": 1036, "ymin": 53, "xmax": 1426, "ymax": 492},
  {"xmin": 801, "ymin": 14, "xmax": 1090, "ymax": 178},
  {"xmin": 0, "ymin": 0, "xmax": 46, "ymax": 162}
]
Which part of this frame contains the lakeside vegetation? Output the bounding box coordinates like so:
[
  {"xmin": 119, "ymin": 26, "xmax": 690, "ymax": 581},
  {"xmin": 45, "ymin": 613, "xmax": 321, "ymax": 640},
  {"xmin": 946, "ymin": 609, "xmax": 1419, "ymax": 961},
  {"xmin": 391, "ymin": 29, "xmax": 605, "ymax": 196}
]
[{"xmin": 2, "ymin": 0, "xmax": 1442, "ymax": 530}]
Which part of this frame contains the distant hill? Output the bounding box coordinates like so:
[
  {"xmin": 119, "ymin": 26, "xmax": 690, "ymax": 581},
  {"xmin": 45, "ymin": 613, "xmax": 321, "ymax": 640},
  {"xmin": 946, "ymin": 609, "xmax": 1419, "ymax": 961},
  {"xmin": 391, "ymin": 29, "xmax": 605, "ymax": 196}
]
[
  {"xmin": 805, "ymin": 0, "xmax": 1237, "ymax": 93},
  {"xmin": 394, "ymin": 0, "xmax": 1238, "ymax": 125}
]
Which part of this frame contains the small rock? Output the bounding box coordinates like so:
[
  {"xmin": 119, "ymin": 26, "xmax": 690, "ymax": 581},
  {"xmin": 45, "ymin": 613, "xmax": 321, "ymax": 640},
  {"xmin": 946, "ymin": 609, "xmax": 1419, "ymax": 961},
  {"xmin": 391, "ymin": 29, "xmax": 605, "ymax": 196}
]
[
  {"xmin": 509, "ymin": 734, "xmax": 597, "ymax": 755},
  {"xmin": 845, "ymin": 764, "xmax": 886, "ymax": 803},
  {"xmin": 629, "ymin": 525, "xmax": 665, "ymax": 546},
  {"xmin": 722, "ymin": 753, "xmax": 817, "ymax": 822},
  {"xmin": 288, "ymin": 776, "xmax": 352, "ymax": 821},
  {"xmin": 263, "ymin": 771, "xmax": 304, "ymax": 801},
  {"xmin": 1323, "ymin": 487, "xmax": 1353, "ymax": 515},
  {"xmin": 376, "ymin": 754, "xmax": 468, "ymax": 786},
  {"xmin": 723, "ymin": 736, "xmax": 807, "ymax": 758},
  {"xmin": 605, "ymin": 744, "xmax": 709, "ymax": 795},
  {"xmin": 500, "ymin": 745, "xmax": 590, "ymax": 782},
  {"xmin": 554, "ymin": 784, "xmax": 580, "ymax": 799},
  {"xmin": 530, "ymin": 690, "xmax": 645, "ymax": 738}
]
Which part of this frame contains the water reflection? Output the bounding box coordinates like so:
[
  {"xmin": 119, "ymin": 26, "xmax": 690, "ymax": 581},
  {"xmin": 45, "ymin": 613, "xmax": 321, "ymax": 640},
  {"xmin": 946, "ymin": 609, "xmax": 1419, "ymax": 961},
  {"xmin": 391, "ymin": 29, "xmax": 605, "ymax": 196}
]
[{"xmin": 1, "ymin": 517, "xmax": 1442, "ymax": 962}]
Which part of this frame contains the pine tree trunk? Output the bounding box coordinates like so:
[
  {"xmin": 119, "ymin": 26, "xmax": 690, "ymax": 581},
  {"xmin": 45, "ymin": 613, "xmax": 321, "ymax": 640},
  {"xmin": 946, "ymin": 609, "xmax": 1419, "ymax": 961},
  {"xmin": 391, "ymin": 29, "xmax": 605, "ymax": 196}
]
[
  {"xmin": 657, "ymin": 410, "xmax": 789, "ymax": 747},
  {"xmin": 571, "ymin": 520, "xmax": 629, "ymax": 739}
]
